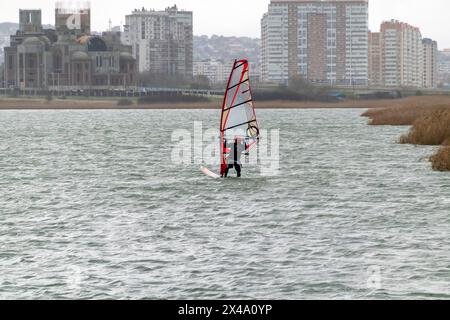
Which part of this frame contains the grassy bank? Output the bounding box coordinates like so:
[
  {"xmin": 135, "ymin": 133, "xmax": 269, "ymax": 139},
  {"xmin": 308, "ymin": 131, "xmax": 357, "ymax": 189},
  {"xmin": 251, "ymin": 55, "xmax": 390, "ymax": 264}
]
[
  {"xmin": 0, "ymin": 97, "xmax": 219, "ymax": 110},
  {"xmin": 362, "ymin": 96, "xmax": 450, "ymax": 171},
  {"xmin": 1, "ymin": 95, "xmax": 447, "ymax": 110}
]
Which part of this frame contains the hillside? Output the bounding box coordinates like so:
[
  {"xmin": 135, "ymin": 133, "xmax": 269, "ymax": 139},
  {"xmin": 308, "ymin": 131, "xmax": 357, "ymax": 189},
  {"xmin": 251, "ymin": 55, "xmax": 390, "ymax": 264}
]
[
  {"xmin": 194, "ymin": 35, "xmax": 260, "ymax": 65},
  {"xmin": 0, "ymin": 26, "xmax": 262, "ymax": 68}
]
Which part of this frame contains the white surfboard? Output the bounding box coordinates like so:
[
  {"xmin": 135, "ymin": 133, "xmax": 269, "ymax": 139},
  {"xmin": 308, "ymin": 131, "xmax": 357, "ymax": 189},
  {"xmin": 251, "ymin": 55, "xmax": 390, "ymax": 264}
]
[{"xmin": 200, "ymin": 167, "xmax": 221, "ymax": 179}]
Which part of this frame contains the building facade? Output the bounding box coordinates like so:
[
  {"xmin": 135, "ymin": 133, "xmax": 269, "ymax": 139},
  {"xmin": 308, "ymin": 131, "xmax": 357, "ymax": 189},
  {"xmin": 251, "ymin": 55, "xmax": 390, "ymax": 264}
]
[
  {"xmin": 261, "ymin": 0, "xmax": 369, "ymax": 86},
  {"xmin": 438, "ymin": 49, "xmax": 450, "ymax": 87},
  {"xmin": 193, "ymin": 59, "xmax": 260, "ymax": 84},
  {"xmin": 123, "ymin": 5, "xmax": 193, "ymax": 77},
  {"xmin": 422, "ymin": 38, "xmax": 438, "ymax": 88},
  {"xmin": 3, "ymin": 4, "xmax": 136, "ymax": 90},
  {"xmin": 193, "ymin": 59, "xmax": 229, "ymax": 84},
  {"xmin": 368, "ymin": 20, "xmax": 438, "ymax": 88},
  {"xmin": 368, "ymin": 31, "xmax": 382, "ymax": 86},
  {"xmin": 381, "ymin": 20, "xmax": 423, "ymax": 87}
]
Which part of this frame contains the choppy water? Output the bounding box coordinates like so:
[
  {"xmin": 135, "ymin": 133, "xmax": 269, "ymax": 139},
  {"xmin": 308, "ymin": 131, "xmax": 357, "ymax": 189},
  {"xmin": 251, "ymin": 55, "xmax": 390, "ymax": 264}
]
[{"xmin": 0, "ymin": 109, "xmax": 449, "ymax": 300}]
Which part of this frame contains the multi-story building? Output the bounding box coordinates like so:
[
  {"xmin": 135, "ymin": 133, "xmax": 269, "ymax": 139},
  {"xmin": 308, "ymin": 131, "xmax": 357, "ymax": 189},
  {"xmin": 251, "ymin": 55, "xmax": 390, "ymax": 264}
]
[
  {"xmin": 438, "ymin": 50, "xmax": 450, "ymax": 86},
  {"xmin": 380, "ymin": 20, "xmax": 423, "ymax": 87},
  {"xmin": 368, "ymin": 31, "xmax": 382, "ymax": 86},
  {"xmin": 441, "ymin": 48, "xmax": 450, "ymax": 58},
  {"xmin": 368, "ymin": 20, "xmax": 438, "ymax": 88},
  {"xmin": 193, "ymin": 59, "xmax": 260, "ymax": 84},
  {"xmin": 261, "ymin": 0, "xmax": 369, "ymax": 86},
  {"xmin": 3, "ymin": 3, "xmax": 136, "ymax": 90},
  {"xmin": 193, "ymin": 59, "xmax": 229, "ymax": 84},
  {"xmin": 0, "ymin": 23, "xmax": 28, "ymax": 67},
  {"xmin": 123, "ymin": 5, "xmax": 193, "ymax": 77},
  {"xmin": 422, "ymin": 38, "xmax": 438, "ymax": 88}
]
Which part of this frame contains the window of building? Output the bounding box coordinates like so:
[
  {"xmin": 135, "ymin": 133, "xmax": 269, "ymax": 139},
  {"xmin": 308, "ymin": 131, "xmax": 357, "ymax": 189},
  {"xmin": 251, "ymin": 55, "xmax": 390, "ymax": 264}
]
[
  {"xmin": 96, "ymin": 56, "xmax": 103, "ymax": 67},
  {"xmin": 54, "ymin": 54, "xmax": 62, "ymax": 71}
]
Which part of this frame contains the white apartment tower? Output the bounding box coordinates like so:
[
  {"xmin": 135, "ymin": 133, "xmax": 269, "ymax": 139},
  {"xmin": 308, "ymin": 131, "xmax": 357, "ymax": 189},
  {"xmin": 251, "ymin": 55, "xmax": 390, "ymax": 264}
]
[
  {"xmin": 380, "ymin": 20, "xmax": 423, "ymax": 87},
  {"xmin": 123, "ymin": 5, "xmax": 193, "ymax": 77},
  {"xmin": 261, "ymin": 0, "xmax": 369, "ymax": 86}
]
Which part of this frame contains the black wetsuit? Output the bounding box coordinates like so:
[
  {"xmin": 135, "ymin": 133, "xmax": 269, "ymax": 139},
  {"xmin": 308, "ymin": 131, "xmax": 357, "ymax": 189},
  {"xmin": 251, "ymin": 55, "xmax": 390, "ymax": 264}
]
[{"xmin": 224, "ymin": 140, "xmax": 246, "ymax": 178}]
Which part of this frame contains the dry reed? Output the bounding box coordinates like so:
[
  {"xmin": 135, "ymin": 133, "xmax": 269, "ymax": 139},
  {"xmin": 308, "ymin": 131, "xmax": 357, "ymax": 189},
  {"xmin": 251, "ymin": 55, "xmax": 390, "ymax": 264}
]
[
  {"xmin": 398, "ymin": 109, "xmax": 450, "ymax": 145},
  {"xmin": 430, "ymin": 147, "xmax": 450, "ymax": 171},
  {"xmin": 362, "ymin": 95, "xmax": 450, "ymax": 171},
  {"xmin": 362, "ymin": 96, "xmax": 450, "ymax": 126}
]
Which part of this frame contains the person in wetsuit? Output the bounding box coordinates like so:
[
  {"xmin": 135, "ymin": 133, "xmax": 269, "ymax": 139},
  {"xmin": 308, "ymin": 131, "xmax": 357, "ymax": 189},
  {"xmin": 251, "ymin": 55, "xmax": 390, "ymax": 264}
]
[{"xmin": 223, "ymin": 137, "xmax": 248, "ymax": 178}]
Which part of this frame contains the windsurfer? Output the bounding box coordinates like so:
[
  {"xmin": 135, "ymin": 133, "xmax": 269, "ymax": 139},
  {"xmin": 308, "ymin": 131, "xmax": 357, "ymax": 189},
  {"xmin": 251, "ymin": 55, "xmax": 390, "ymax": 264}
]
[
  {"xmin": 215, "ymin": 59, "xmax": 260, "ymax": 179},
  {"xmin": 222, "ymin": 137, "xmax": 249, "ymax": 178}
]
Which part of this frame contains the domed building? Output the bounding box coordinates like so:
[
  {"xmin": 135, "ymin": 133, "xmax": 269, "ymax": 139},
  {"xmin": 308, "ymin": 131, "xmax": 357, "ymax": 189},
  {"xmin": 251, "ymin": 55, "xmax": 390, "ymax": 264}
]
[
  {"xmin": 15, "ymin": 37, "xmax": 47, "ymax": 88},
  {"xmin": 4, "ymin": 7, "xmax": 136, "ymax": 90}
]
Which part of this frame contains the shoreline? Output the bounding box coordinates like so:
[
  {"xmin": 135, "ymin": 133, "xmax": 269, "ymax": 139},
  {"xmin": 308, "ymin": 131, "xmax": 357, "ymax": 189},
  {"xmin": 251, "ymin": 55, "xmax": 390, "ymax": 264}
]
[
  {"xmin": 361, "ymin": 96, "xmax": 450, "ymax": 171},
  {"xmin": 0, "ymin": 96, "xmax": 431, "ymax": 110}
]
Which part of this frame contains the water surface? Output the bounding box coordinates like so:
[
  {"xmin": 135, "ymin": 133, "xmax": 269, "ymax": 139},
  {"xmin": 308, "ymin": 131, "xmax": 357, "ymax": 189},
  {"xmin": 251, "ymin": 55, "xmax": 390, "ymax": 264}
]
[{"xmin": 0, "ymin": 109, "xmax": 449, "ymax": 299}]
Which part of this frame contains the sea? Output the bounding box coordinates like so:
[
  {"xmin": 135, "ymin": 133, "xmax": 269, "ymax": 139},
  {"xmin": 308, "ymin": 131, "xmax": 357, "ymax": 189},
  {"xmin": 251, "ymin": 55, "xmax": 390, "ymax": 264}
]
[{"xmin": 0, "ymin": 109, "xmax": 449, "ymax": 299}]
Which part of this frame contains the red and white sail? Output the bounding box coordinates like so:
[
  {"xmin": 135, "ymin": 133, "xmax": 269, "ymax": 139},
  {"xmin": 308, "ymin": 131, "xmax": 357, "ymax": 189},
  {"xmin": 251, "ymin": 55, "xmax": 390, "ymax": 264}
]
[{"xmin": 220, "ymin": 59, "xmax": 260, "ymax": 175}]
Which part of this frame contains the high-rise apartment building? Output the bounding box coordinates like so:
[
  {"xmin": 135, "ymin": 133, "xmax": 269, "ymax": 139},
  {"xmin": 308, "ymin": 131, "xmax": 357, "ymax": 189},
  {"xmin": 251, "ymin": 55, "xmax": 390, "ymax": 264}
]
[
  {"xmin": 123, "ymin": 5, "xmax": 193, "ymax": 77},
  {"xmin": 438, "ymin": 49, "xmax": 450, "ymax": 86},
  {"xmin": 422, "ymin": 38, "xmax": 438, "ymax": 88},
  {"xmin": 369, "ymin": 20, "xmax": 438, "ymax": 88},
  {"xmin": 261, "ymin": 0, "xmax": 369, "ymax": 86},
  {"xmin": 380, "ymin": 20, "xmax": 423, "ymax": 87},
  {"xmin": 368, "ymin": 31, "xmax": 382, "ymax": 86}
]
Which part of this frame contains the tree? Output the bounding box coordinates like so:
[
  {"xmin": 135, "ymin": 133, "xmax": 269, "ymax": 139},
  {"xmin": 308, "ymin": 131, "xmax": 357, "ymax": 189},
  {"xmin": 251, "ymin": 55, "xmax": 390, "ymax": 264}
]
[
  {"xmin": 188, "ymin": 75, "xmax": 211, "ymax": 89},
  {"xmin": 288, "ymin": 75, "xmax": 315, "ymax": 95},
  {"xmin": 286, "ymin": 75, "xmax": 333, "ymax": 101}
]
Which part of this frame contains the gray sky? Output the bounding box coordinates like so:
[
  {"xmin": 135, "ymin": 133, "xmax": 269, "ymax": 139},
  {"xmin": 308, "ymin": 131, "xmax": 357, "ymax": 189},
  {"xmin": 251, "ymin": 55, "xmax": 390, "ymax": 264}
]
[{"xmin": 1, "ymin": 0, "xmax": 449, "ymax": 48}]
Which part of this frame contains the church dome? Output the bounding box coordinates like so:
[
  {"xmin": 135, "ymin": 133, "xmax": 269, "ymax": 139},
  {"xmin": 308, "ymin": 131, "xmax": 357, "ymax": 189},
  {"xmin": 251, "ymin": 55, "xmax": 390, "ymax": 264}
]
[
  {"xmin": 22, "ymin": 37, "xmax": 43, "ymax": 46},
  {"xmin": 77, "ymin": 36, "xmax": 107, "ymax": 52},
  {"xmin": 72, "ymin": 51, "xmax": 90, "ymax": 61},
  {"xmin": 38, "ymin": 36, "xmax": 51, "ymax": 46}
]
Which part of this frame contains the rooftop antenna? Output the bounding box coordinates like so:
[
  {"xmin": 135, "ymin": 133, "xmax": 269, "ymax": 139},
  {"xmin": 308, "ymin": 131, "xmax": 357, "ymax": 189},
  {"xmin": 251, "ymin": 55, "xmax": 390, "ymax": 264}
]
[{"xmin": 109, "ymin": 18, "xmax": 112, "ymax": 31}]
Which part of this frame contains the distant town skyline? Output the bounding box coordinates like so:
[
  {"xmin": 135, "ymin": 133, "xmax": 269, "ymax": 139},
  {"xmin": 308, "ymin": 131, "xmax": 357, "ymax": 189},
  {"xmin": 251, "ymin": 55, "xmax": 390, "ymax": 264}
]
[{"xmin": 0, "ymin": 0, "xmax": 449, "ymax": 48}]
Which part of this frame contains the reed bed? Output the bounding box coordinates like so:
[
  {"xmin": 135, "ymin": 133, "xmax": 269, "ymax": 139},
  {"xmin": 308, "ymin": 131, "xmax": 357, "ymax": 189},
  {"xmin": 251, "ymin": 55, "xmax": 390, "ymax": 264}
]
[
  {"xmin": 361, "ymin": 96, "xmax": 450, "ymax": 126},
  {"xmin": 430, "ymin": 147, "xmax": 450, "ymax": 172},
  {"xmin": 399, "ymin": 109, "xmax": 450, "ymax": 145},
  {"xmin": 362, "ymin": 95, "xmax": 450, "ymax": 171}
]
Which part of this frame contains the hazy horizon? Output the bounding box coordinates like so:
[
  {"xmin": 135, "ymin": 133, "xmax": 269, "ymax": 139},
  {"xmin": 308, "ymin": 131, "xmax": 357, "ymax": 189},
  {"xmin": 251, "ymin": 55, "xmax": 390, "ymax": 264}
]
[{"xmin": 0, "ymin": 0, "xmax": 449, "ymax": 48}]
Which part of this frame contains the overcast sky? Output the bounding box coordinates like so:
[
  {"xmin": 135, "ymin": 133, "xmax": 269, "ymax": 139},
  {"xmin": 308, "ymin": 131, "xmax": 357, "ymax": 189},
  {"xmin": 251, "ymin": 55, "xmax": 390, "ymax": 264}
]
[{"xmin": 1, "ymin": 0, "xmax": 449, "ymax": 48}]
